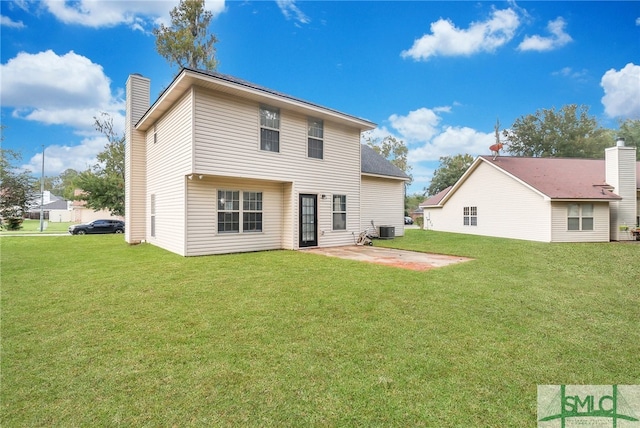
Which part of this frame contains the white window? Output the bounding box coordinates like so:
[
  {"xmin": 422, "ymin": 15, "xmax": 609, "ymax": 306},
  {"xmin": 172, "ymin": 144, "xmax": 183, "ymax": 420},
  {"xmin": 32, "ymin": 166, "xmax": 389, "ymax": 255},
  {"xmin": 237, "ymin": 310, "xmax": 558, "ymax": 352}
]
[
  {"xmin": 150, "ymin": 194, "xmax": 156, "ymax": 237},
  {"xmin": 218, "ymin": 190, "xmax": 240, "ymax": 233},
  {"xmin": 332, "ymin": 195, "xmax": 346, "ymax": 230},
  {"xmin": 218, "ymin": 190, "xmax": 263, "ymax": 233},
  {"xmin": 243, "ymin": 192, "xmax": 263, "ymax": 232},
  {"xmin": 568, "ymin": 204, "xmax": 593, "ymax": 231},
  {"xmin": 463, "ymin": 206, "xmax": 477, "ymax": 226},
  {"xmin": 308, "ymin": 118, "xmax": 323, "ymax": 159},
  {"xmin": 260, "ymin": 106, "xmax": 280, "ymax": 152}
]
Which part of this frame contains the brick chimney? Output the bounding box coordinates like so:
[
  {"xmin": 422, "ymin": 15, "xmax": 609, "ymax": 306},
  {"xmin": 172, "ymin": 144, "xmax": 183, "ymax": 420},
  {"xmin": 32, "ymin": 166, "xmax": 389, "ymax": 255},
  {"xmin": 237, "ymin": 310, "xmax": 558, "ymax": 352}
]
[
  {"xmin": 605, "ymin": 138, "xmax": 637, "ymax": 241},
  {"xmin": 125, "ymin": 74, "xmax": 150, "ymax": 244}
]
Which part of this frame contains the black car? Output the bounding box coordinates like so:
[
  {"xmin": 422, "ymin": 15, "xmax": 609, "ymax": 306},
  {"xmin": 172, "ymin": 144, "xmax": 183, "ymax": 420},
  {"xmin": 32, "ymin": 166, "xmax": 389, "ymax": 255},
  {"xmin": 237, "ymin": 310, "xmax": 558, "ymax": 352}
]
[{"xmin": 69, "ymin": 219, "xmax": 125, "ymax": 235}]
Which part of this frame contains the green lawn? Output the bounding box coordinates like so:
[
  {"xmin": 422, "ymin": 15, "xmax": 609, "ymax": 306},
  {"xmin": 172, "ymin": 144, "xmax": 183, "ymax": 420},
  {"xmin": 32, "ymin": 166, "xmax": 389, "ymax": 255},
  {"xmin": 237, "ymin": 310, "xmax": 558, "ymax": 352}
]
[
  {"xmin": 1, "ymin": 231, "xmax": 638, "ymax": 427},
  {"xmin": 0, "ymin": 219, "xmax": 74, "ymax": 234}
]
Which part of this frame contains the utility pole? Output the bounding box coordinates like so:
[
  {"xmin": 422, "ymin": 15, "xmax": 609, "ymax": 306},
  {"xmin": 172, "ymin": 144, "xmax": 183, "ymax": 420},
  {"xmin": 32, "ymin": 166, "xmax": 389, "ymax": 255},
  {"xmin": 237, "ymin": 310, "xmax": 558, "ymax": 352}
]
[{"xmin": 39, "ymin": 145, "xmax": 45, "ymax": 232}]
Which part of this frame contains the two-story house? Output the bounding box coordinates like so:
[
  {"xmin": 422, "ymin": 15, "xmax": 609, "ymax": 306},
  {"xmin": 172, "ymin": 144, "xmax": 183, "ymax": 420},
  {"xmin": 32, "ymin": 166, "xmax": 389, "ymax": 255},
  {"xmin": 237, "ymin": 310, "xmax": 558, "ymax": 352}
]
[{"xmin": 125, "ymin": 69, "xmax": 409, "ymax": 256}]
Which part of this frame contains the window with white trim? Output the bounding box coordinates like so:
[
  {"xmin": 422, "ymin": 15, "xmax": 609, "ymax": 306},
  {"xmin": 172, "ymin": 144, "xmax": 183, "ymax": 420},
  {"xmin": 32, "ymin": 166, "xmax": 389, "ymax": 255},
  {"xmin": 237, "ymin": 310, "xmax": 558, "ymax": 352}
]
[
  {"xmin": 217, "ymin": 190, "xmax": 263, "ymax": 233},
  {"xmin": 332, "ymin": 194, "xmax": 346, "ymax": 230},
  {"xmin": 218, "ymin": 190, "xmax": 240, "ymax": 233},
  {"xmin": 260, "ymin": 106, "xmax": 280, "ymax": 152},
  {"xmin": 150, "ymin": 194, "xmax": 156, "ymax": 237},
  {"xmin": 243, "ymin": 192, "xmax": 263, "ymax": 232},
  {"xmin": 308, "ymin": 118, "xmax": 323, "ymax": 159},
  {"xmin": 567, "ymin": 203, "xmax": 593, "ymax": 231},
  {"xmin": 463, "ymin": 206, "xmax": 477, "ymax": 226}
]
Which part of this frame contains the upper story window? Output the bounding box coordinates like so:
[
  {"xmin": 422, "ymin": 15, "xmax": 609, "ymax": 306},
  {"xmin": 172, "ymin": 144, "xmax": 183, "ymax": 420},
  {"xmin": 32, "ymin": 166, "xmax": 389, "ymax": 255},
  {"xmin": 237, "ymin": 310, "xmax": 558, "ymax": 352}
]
[
  {"xmin": 308, "ymin": 118, "xmax": 323, "ymax": 159},
  {"xmin": 568, "ymin": 203, "xmax": 593, "ymax": 231},
  {"xmin": 463, "ymin": 206, "xmax": 477, "ymax": 226},
  {"xmin": 260, "ymin": 106, "xmax": 280, "ymax": 152}
]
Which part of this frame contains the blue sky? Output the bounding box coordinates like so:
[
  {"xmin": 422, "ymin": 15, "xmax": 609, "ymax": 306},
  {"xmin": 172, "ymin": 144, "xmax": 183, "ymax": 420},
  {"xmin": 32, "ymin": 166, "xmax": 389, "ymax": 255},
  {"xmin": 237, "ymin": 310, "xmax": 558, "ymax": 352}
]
[{"xmin": 1, "ymin": 0, "xmax": 639, "ymax": 195}]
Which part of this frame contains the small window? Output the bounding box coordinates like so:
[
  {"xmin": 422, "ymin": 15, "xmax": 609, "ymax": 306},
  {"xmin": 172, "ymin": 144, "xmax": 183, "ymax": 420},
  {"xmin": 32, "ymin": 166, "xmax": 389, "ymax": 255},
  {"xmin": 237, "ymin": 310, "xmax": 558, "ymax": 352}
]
[
  {"xmin": 308, "ymin": 118, "xmax": 323, "ymax": 159},
  {"xmin": 568, "ymin": 203, "xmax": 593, "ymax": 231},
  {"xmin": 332, "ymin": 194, "xmax": 346, "ymax": 230},
  {"xmin": 260, "ymin": 106, "xmax": 280, "ymax": 152},
  {"xmin": 463, "ymin": 206, "xmax": 477, "ymax": 226}
]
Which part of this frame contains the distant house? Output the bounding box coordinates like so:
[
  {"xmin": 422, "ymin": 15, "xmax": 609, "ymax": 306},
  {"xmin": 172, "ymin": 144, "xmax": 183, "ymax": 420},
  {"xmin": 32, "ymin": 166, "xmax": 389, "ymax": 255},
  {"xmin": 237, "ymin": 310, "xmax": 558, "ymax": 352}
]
[
  {"xmin": 125, "ymin": 68, "xmax": 409, "ymax": 256},
  {"xmin": 26, "ymin": 191, "xmax": 72, "ymax": 221},
  {"xmin": 421, "ymin": 141, "xmax": 639, "ymax": 242},
  {"xmin": 70, "ymin": 189, "xmax": 123, "ymax": 224}
]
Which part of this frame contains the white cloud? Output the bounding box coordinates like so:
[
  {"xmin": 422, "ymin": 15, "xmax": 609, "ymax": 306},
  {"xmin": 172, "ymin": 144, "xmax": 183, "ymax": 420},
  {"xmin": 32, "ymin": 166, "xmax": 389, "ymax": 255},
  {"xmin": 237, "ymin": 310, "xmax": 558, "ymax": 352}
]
[
  {"xmin": 401, "ymin": 7, "xmax": 520, "ymax": 61},
  {"xmin": 552, "ymin": 66, "xmax": 588, "ymax": 83},
  {"xmin": 410, "ymin": 126, "xmax": 494, "ymax": 162},
  {"xmin": 636, "ymin": 17, "xmax": 640, "ymax": 26},
  {"xmin": 367, "ymin": 106, "xmax": 496, "ymax": 192},
  {"xmin": 40, "ymin": 0, "xmax": 224, "ymax": 29},
  {"xmin": 1, "ymin": 14, "xmax": 25, "ymax": 28},
  {"xmin": 22, "ymin": 137, "xmax": 109, "ymax": 176},
  {"xmin": 389, "ymin": 108, "xmax": 443, "ymax": 142},
  {"xmin": 276, "ymin": 0, "xmax": 309, "ymax": 24},
  {"xmin": 2, "ymin": 50, "xmax": 125, "ymax": 175},
  {"xmin": 0, "ymin": 50, "xmax": 124, "ymax": 133},
  {"xmin": 518, "ymin": 17, "xmax": 572, "ymax": 52},
  {"xmin": 601, "ymin": 63, "xmax": 640, "ymax": 119}
]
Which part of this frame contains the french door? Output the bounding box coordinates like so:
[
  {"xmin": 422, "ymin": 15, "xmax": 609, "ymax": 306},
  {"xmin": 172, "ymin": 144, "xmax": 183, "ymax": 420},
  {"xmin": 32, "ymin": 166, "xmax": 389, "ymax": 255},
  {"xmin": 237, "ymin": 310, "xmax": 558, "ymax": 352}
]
[{"xmin": 299, "ymin": 194, "xmax": 317, "ymax": 247}]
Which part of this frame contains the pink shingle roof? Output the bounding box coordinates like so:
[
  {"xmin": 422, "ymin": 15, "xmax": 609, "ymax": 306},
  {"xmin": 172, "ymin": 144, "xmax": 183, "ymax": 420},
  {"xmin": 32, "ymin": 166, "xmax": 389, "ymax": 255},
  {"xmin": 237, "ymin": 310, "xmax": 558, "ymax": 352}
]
[
  {"xmin": 479, "ymin": 156, "xmax": 628, "ymax": 200},
  {"xmin": 421, "ymin": 186, "xmax": 452, "ymax": 207}
]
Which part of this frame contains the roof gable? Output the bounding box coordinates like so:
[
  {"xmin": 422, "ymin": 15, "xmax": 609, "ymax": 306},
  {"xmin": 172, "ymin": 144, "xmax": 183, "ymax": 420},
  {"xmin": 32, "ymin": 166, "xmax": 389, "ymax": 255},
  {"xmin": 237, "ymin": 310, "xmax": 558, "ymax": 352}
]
[
  {"xmin": 137, "ymin": 68, "xmax": 377, "ymax": 132},
  {"xmin": 479, "ymin": 156, "xmax": 623, "ymax": 200},
  {"xmin": 427, "ymin": 155, "xmax": 633, "ymax": 207}
]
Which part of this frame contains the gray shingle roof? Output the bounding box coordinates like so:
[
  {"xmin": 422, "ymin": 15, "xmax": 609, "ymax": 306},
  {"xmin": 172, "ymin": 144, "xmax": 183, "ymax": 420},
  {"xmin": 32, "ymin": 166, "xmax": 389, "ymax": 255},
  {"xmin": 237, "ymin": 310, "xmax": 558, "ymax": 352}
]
[{"xmin": 361, "ymin": 144, "xmax": 411, "ymax": 180}]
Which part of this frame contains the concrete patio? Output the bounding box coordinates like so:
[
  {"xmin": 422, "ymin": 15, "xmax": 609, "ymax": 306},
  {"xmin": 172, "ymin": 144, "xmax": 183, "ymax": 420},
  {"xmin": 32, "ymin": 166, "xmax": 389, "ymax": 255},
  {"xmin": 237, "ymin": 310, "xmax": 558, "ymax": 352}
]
[{"xmin": 303, "ymin": 245, "xmax": 472, "ymax": 271}]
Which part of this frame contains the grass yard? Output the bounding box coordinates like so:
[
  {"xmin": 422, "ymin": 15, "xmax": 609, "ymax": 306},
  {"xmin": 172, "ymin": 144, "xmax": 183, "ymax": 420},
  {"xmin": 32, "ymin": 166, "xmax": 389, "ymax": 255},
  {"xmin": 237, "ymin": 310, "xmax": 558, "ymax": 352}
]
[
  {"xmin": 0, "ymin": 219, "xmax": 74, "ymax": 234},
  {"xmin": 1, "ymin": 230, "xmax": 638, "ymax": 427}
]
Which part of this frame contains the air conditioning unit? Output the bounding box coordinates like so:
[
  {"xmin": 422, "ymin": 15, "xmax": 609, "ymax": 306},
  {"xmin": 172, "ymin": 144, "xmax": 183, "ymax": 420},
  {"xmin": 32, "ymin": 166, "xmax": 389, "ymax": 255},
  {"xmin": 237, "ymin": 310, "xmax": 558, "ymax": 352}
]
[{"xmin": 379, "ymin": 226, "xmax": 395, "ymax": 239}]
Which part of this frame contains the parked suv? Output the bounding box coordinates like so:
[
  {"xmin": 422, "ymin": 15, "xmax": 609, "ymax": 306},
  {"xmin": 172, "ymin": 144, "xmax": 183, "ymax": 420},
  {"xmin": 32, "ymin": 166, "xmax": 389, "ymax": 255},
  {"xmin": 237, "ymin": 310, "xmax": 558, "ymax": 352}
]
[{"xmin": 68, "ymin": 220, "xmax": 125, "ymax": 235}]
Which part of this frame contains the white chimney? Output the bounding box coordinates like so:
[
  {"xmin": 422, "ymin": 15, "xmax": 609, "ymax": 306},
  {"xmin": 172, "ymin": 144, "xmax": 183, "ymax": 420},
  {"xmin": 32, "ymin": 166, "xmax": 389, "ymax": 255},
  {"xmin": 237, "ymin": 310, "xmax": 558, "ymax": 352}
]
[
  {"xmin": 125, "ymin": 74, "xmax": 150, "ymax": 244},
  {"xmin": 605, "ymin": 139, "xmax": 637, "ymax": 241}
]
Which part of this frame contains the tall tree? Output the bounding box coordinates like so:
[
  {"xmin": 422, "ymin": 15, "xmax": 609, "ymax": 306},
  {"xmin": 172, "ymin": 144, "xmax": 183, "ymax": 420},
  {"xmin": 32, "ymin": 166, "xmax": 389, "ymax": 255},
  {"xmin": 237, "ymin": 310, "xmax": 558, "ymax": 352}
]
[
  {"xmin": 74, "ymin": 114, "xmax": 125, "ymax": 216},
  {"xmin": 616, "ymin": 118, "xmax": 640, "ymax": 160},
  {"xmin": 153, "ymin": 0, "xmax": 218, "ymax": 71},
  {"xmin": 425, "ymin": 154, "xmax": 474, "ymax": 197},
  {"xmin": 364, "ymin": 134, "xmax": 413, "ymax": 183},
  {"xmin": 503, "ymin": 104, "xmax": 610, "ymax": 158},
  {"xmin": 1, "ymin": 147, "xmax": 37, "ymax": 230}
]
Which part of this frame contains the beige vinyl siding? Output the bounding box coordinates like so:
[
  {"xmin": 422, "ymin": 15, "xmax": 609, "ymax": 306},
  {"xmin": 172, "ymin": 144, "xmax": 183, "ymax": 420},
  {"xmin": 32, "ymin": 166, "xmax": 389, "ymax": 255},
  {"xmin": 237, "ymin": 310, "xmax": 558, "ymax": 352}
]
[
  {"xmin": 186, "ymin": 177, "xmax": 284, "ymax": 256},
  {"xmin": 361, "ymin": 176, "xmax": 405, "ymax": 237},
  {"xmin": 431, "ymin": 161, "xmax": 552, "ymax": 242},
  {"xmin": 125, "ymin": 75, "xmax": 150, "ymax": 243},
  {"xmin": 281, "ymin": 183, "xmax": 294, "ymax": 250},
  {"xmin": 605, "ymin": 146, "xmax": 637, "ymax": 240},
  {"xmin": 193, "ymin": 86, "xmax": 361, "ymax": 249},
  {"xmin": 550, "ymin": 202, "xmax": 610, "ymax": 242},
  {"xmin": 146, "ymin": 90, "xmax": 194, "ymax": 256}
]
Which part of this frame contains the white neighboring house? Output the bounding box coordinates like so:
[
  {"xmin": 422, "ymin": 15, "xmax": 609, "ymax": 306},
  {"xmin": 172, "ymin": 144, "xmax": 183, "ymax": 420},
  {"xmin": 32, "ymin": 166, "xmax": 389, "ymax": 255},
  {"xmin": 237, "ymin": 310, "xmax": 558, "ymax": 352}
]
[
  {"xmin": 125, "ymin": 68, "xmax": 409, "ymax": 256},
  {"xmin": 421, "ymin": 140, "xmax": 639, "ymax": 242}
]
